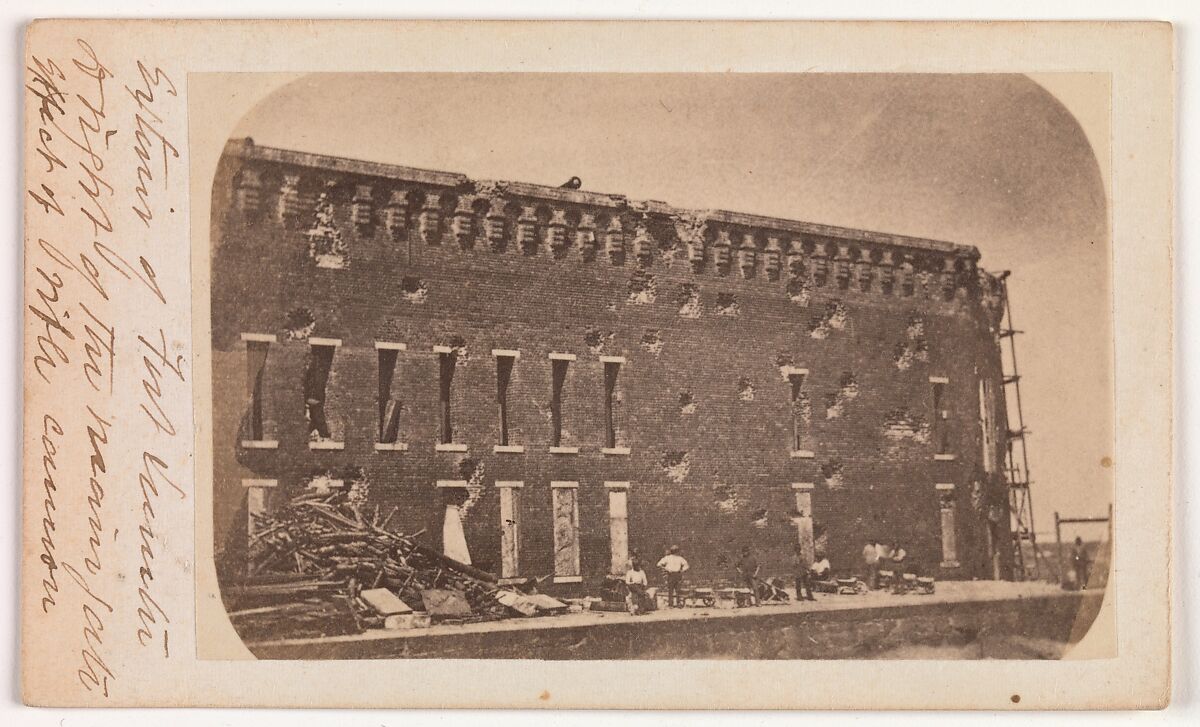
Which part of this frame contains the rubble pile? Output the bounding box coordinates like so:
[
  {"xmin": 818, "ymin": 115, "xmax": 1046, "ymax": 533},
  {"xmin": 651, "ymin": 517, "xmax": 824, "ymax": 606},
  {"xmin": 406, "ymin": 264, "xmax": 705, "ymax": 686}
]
[{"xmin": 226, "ymin": 489, "xmax": 555, "ymax": 641}]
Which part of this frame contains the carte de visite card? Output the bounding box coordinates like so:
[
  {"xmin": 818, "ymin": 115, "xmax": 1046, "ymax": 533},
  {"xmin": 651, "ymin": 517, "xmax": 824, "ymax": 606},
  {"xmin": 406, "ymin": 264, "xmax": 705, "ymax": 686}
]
[{"xmin": 21, "ymin": 19, "xmax": 1173, "ymax": 709}]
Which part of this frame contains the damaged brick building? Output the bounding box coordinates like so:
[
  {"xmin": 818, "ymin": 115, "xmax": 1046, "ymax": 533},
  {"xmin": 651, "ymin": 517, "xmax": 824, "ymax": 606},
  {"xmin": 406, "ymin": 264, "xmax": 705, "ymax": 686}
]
[{"xmin": 211, "ymin": 138, "xmax": 1016, "ymax": 591}]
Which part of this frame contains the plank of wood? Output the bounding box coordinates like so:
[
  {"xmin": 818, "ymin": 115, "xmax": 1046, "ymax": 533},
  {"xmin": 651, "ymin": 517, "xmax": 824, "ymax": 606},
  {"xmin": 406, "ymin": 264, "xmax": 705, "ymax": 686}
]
[{"xmin": 360, "ymin": 588, "xmax": 412, "ymax": 616}]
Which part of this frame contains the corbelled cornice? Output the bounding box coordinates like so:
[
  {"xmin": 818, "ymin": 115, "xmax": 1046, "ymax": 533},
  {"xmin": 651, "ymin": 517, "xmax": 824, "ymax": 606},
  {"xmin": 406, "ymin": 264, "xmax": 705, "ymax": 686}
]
[{"xmin": 221, "ymin": 138, "xmax": 999, "ymax": 309}]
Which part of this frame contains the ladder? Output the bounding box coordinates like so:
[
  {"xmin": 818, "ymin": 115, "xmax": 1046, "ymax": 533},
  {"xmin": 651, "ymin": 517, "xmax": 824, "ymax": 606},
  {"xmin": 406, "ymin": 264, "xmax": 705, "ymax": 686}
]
[{"xmin": 996, "ymin": 272, "xmax": 1042, "ymax": 581}]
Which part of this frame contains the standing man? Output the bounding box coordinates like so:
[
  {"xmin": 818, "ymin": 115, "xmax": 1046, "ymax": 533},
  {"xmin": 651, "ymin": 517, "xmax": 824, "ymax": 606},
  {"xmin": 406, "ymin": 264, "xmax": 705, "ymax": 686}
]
[
  {"xmin": 735, "ymin": 546, "xmax": 761, "ymax": 606},
  {"xmin": 657, "ymin": 545, "xmax": 690, "ymax": 608},
  {"xmin": 1071, "ymin": 537, "xmax": 1091, "ymax": 590},
  {"xmin": 795, "ymin": 544, "xmax": 816, "ymax": 601},
  {"xmin": 862, "ymin": 540, "xmax": 879, "ymax": 589}
]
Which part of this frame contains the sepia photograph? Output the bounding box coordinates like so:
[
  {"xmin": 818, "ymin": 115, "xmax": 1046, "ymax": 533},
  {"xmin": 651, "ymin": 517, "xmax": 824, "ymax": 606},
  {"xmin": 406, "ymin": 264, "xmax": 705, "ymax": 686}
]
[
  {"xmin": 20, "ymin": 17, "xmax": 1174, "ymax": 711},
  {"xmin": 204, "ymin": 72, "xmax": 1113, "ymax": 660}
]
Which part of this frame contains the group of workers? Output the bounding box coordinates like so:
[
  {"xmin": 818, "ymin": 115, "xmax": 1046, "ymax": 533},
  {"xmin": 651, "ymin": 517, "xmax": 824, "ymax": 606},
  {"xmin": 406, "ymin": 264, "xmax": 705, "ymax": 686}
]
[
  {"xmin": 861, "ymin": 540, "xmax": 915, "ymax": 589},
  {"xmin": 619, "ymin": 539, "xmax": 922, "ymax": 614},
  {"xmin": 620, "ymin": 543, "xmax": 848, "ymax": 614},
  {"xmin": 620, "ymin": 545, "xmax": 689, "ymax": 614}
]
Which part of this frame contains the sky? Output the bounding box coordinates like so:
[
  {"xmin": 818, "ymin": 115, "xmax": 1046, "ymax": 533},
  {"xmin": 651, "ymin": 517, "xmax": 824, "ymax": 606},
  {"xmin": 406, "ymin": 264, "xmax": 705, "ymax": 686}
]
[{"xmin": 231, "ymin": 73, "xmax": 1112, "ymax": 536}]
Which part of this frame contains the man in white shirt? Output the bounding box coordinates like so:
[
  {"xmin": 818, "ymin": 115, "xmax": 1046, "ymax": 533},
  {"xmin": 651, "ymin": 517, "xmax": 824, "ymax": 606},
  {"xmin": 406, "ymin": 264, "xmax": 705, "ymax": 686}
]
[
  {"xmin": 656, "ymin": 545, "xmax": 689, "ymax": 608},
  {"xmin": 624, "ymin": 558, "xmax": 651, "ymax": 614}
]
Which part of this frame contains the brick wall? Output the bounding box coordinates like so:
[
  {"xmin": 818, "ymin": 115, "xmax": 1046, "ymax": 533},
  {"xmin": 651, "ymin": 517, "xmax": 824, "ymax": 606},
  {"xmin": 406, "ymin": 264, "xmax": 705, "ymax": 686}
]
[{"xmin": 211, "ymin": 140, "xmax": 1015, "ymax": 591}]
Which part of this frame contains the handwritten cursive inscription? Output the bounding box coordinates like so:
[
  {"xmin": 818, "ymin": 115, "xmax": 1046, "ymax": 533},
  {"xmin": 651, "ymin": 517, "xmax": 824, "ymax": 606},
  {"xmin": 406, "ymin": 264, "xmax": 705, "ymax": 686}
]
[{"xmin": 25, "ymin": 34, "xmax": 187, "ymax": 700}]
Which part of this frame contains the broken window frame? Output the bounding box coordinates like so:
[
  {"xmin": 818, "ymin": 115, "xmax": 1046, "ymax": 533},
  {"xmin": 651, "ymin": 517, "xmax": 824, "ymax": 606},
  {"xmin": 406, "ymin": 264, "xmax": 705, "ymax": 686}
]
[
  {"xmin": 374, "ymin": 342, "xmax": 407, "ymax": 450},
  {"xmin": 240, "ymin": 333, "xmax": 277, "ymax": 448},
  {"xmin": 305, "ymin": 338, "xmax": 343, "ymax": 449}
]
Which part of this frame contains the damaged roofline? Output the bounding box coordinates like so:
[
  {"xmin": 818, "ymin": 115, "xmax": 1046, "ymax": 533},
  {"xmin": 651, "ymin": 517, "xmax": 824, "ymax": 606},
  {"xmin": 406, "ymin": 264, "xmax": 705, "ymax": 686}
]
[{"xmin": 223, "ymin": 138, "xmax": 981, "ymax": 261}]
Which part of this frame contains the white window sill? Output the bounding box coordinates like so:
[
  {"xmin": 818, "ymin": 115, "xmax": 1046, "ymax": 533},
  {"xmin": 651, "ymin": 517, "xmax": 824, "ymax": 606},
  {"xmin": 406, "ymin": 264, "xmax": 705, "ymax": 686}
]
[
  {"xmin": 493, "ymin": 444, "xmax": 525, "ymax": 454},
  {"xmin": 549, "ymin": 446, "xmax": 579, "ymax": 454},
  {"xmin": 240, "ymin": 333, "xmax": 277, "ymax": 343},
  {"xmin": 601, "ymin": 446, "xmax": 631, "ymax": 456},
  {"xmin": 790, "ymin": 450, "xmax": 815, "ymax": 459},
  {"xmin": 240, "ymin": 440, "xmax": 279, "ymax": 449},
  {"xmin": 374, "ymin": 442, "xmax": 409, "ymax": 451},
  {"xmin": 552, "ymin": 575, "xmax": 583, "ymax": 584},
  {"xmin": 435, "ymin": 443, "xmax": 468, "ymax": 452},
  {"xmin": 309, "ymin": 441, "xmax": 345, "ymax": 450},
  {"xmin": 934, "ymin": 453, "xmax": 957, "ymax": 461},
  {"xmin": 497, "ymin": 577, "xmax": 527, "ymax": 586},
  {"xmin": 940, "ymin": 560, "xmax": 961, "ymax": 568}
]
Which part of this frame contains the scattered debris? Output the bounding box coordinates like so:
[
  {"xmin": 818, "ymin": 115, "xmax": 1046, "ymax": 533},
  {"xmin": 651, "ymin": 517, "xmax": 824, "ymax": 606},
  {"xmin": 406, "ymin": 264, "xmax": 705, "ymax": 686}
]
[
  {"xmin": 360, "ymin": 588, "xmax": 411, "ymax": 616},
  {"xmin": 421, "ymin": 588, "xmax": 473, "ymax": 618},
  {"xmin": 715, "ymin": 293, "xmax": 740, "ymax": 317},
  {"xmin": 304, "ymin": 471, "xmax": 344, "ymax": 495},
  {"xmin": 750, "ymin": 509, "xmax": 770, "ymax": 528},
  {"xmin": 345, "ymin": 466, "xmax": 369, "ymax": 510},
  {"xmin": 233, "ymin": 488, "xmax": 517, "ymax": 640}
]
